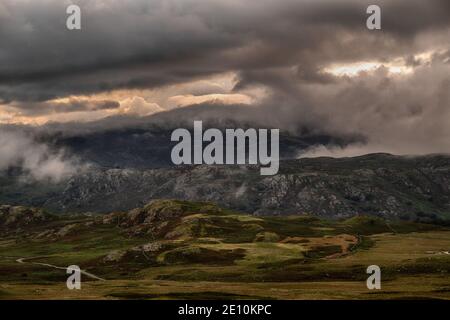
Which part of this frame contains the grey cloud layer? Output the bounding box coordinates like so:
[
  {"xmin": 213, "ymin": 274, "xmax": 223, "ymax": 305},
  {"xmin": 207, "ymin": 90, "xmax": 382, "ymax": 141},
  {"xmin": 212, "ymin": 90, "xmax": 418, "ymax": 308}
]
[
  {"xmin": 1, "ymin": 0, "xmax": 450, "ymax": 157},
  {"xmin": 1, "ymin": 0, "xmax": 449, "ymax": 103}
]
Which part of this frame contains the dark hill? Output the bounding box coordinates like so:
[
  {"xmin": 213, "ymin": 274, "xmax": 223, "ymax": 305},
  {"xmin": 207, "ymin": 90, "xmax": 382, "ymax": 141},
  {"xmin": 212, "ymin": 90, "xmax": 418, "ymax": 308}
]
[{"xmin": 1, "ymin": 154, "xmax": 450, "ymax": 223}]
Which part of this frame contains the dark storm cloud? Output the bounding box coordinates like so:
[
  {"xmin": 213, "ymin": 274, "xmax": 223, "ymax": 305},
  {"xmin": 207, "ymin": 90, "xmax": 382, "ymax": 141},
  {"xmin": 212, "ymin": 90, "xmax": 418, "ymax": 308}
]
[
  {"xmin": 1, "ymin": 0, "xmax": 450, "ymax": 157},
  {"xmin": 0, "ymin": 0, "xmax": 449, "ymax": 103}
]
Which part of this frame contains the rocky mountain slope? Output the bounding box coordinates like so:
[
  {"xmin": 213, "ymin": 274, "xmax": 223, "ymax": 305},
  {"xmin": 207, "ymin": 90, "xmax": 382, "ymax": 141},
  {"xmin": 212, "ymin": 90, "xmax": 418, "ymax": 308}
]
[{"xmin": 2, "ymin": 153, "xmax": 450, "ymax": 222}]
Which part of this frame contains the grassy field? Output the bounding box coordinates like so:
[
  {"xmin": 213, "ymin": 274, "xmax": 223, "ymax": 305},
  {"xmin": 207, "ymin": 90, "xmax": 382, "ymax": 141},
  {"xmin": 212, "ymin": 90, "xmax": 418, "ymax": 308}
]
[{"xmin": 0, "ymin": 201, "xmax": 449, "ymax": 300}]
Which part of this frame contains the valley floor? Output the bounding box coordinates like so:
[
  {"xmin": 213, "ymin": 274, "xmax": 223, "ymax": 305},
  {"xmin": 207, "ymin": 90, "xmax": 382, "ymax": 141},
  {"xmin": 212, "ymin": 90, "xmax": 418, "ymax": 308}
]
[
  {"xmin": 1, "ymin": 231, "xmax": 449, "ymax": 300},
  {"xmin": 1, "ymin": 201, "xmax": 449, "ymax": 300}
]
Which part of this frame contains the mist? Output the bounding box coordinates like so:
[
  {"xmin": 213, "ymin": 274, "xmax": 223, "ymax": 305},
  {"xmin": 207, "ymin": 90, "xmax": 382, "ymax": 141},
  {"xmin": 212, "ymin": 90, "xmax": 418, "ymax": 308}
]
[{"xmin": 0, "ymin": 128, "xmax": 86, "ymax": 182}]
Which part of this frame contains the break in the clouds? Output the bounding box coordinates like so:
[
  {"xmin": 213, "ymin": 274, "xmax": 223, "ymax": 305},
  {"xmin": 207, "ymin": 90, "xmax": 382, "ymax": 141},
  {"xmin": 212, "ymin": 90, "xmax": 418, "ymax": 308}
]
[{"xmin": 0, "ymin": 0, "xmax": 450, "ymax": 156}]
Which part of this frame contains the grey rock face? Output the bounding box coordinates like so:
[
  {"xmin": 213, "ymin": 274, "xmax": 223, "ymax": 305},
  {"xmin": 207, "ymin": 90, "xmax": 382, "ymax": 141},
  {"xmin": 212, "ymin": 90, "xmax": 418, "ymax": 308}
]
[{"xmin": 2, "ymin": 154, "xmax": 450, "ymax": 221}]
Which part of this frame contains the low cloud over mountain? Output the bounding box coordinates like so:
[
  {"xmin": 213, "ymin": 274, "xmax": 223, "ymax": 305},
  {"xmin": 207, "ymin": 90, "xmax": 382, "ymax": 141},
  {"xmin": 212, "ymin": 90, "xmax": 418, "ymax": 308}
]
[
  {"xmin": 0, "ymin": 128, "xmax": 85, "ymax": 182},
  {"xmin": 0, "ymin": 0, "xmax": 449, "ymax": 158}
]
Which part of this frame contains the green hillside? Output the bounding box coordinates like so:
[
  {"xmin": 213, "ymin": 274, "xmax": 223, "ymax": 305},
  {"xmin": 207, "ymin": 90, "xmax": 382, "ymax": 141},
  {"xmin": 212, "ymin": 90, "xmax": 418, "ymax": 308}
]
[{"xmin": 0, "ymin": 200, "xmax": 449, "ymax": 299}]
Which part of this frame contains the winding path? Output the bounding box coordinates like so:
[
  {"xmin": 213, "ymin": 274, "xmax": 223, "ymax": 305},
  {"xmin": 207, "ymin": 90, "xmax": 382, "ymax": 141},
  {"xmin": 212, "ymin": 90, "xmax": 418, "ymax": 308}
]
[{"xmin": 14, "ymin": 256, "xmax": 106, "ymax": 281}]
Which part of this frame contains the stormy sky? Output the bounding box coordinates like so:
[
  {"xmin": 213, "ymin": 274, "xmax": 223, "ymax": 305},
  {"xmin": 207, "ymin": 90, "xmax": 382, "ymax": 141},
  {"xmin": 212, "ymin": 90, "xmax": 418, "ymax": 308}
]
[{"xmin": 1, "ymin": 0, "xmax": 450, "ymax": 159}]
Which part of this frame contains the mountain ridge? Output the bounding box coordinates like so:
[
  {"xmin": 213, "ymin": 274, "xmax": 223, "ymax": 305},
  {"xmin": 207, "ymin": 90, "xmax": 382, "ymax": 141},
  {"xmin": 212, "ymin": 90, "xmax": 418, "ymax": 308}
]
[{"xmin": 2, "ymin": 153, "xmax": 450, "ymax": 223}]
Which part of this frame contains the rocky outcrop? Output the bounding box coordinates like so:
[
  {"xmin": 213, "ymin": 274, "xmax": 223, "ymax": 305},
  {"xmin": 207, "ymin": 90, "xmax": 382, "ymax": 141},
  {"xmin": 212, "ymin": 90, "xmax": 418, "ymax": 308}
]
[
  {"xmin": 0, "ymin": 205, "xmax": 53, "ymax": 229},
  {"xmin": 100, "ymin": 199, "xmax": 223, "ymax": 236},
  {"xmin": 2, "ymin": 154, "xmax": 450, "ymax": 221}
]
